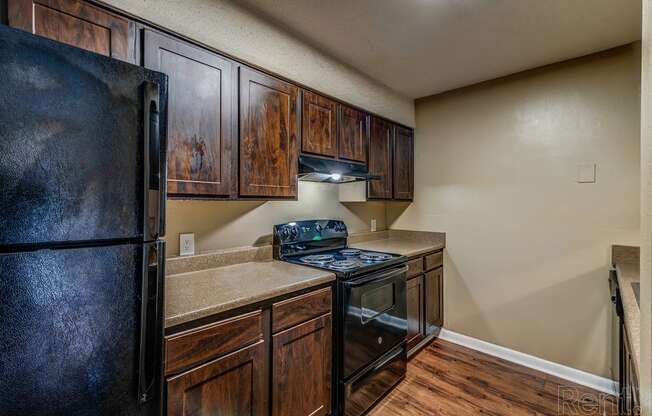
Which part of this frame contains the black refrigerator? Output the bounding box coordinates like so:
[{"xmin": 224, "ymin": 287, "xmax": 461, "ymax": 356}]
[{"xmin": 0, "ymin": 25, "xmax": 168, "ymax": 415}]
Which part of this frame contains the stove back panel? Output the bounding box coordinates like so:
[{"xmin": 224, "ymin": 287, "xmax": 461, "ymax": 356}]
[{"xmin": 274, "ymin": 219, "xmax": 348, "ymax": 259}]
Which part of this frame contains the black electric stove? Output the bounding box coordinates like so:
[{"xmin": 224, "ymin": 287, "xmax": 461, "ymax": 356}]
[
  {"xmin": 274, "ymin": 220, "xmax": 408, "ymax": 416},
  {"xmin": 273, "ymin": 219, "xmax": 406, "ymax": 279}
]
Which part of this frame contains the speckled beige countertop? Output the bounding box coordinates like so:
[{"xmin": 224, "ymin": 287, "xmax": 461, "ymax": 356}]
[
  {"xmin": 349, "ymin": 229, "xmax": 446, "ymax": 257},
  {"xmin": 164, "ymin": 230, "xmax": 444, "ymax": 328},
  {"xmin": 165, "ymin": 259, "xmax": 334, "ymax": 328},
  {"xmin": 612, "ymin": 245, "xmax": 640, "ymax": 377}
]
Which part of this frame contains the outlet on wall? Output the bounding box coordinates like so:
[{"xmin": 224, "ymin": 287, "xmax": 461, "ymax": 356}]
[
  {"xmin": 179, "ymin": 233, "xmax": 195, "ymax": 256},
  {"xmin": 371, "ymin": 219, "xmax": 377, "ymax": 232}
]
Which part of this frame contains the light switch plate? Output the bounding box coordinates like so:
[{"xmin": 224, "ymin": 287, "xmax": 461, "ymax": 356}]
[
  {"xmin": 179, "ymin": 233, "xmax": 195, "ymax": 256},
  {"xmin": 577, "ymin": 163, "xmax": 596, "ymax": 183},
  {"xmin": 371, "ymin": 219, "xmax": 377, "ymax": 232}
]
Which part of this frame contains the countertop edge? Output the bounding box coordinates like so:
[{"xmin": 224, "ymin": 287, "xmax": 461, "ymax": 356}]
[
  {"xmin": 614, "ymin": 262, "xmax": 640, "ymax": 378},
  {"xmin": 350, "ymin": 238, "xmax": 445, "ymax": 258},
  {"xmin": 165, "ymin": 272, "xmax": 335, "ymax": 328}
]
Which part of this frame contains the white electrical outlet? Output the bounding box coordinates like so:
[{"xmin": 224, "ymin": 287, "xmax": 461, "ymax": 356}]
[
  {"xmin": 371, "ymin": 219, "xmax": 377, "ymax": 232},
  {"xmin": 179, "ymin": 233, "xmax": 195, "ymax": 256}
]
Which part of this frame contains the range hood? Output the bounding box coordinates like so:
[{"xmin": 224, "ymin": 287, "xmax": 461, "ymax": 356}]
[{"xmin": 298, "ymin": 155, "xmax": 379, "ymax": 183}]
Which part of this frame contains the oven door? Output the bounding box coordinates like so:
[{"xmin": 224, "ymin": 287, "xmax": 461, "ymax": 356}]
[{"xmin": 342, "ymin": 264, "xmax": 408, "ymax": 379}]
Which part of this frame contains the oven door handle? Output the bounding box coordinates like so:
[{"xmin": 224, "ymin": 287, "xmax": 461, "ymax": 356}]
[{"xmin": 344, "ymin": 265, "xmax": 408, "ymax": 288}]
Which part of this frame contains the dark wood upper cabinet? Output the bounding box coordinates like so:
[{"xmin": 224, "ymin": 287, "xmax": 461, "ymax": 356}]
[
  {"xmin": 272, "ymin": 314, "xmax": 332, "ymax": 416},
  {"xmin": 240, "ymin": 66, "xmax": 299, "ymax": 198},
  {"xmin": 301, "ymin": 90, "xmax": 337, "ymax": 158},
  {"xmin": 338, "ymin": 105, "xmax": 369, "ymax": 164},
  {"xmin": 6, "ymin": 0, "xmax": 415, "ymax": 202},
  {"xmin": 167, "ymin": 340, "xmax": 268, "ymax": 416},
  {"xmin": 368, "ymin": 116, "xmax": 393, "ymax": 199},
  {"xmin": 144, "ymin": 29, "xmax": 236, "ymax": 198},
  {"xmin": 8, "ymin": 0, "xmax": 135, "ymax": 63},
  {"xmin": 393, "ymin": 125, "xmax": 414, "ymax": 200}
]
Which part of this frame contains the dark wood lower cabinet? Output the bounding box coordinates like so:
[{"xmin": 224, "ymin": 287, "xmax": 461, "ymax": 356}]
[
  {"xmin": 424, "ymin": 267, "xmax": 443, "ymax": 334},
  {"xmin": 164, "ymin": 287, "xmax": 333, "ymax": 416},
  {"xmin": 166, "ymin": 340, "xmax": 268, "ymax": 416},
  {"xmin": 619, "ymin": 322, "xmax": 639, "ymax": 416},
  {"xmin": 406, "ymin": 275, "xmax": 425, "ymax": 351},
  {"xmin": 272, "ymin": 314, "xmax": 332, "ymax": 416},
  {"xmin": 406, "ymin": 250, "xmax": 444, "ymax": 357}
]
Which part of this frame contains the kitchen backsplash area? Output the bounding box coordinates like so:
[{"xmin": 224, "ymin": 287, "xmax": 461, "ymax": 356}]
[{"xmin": 165, "ymin": 181, "xmax": 388, "ymax": 257}]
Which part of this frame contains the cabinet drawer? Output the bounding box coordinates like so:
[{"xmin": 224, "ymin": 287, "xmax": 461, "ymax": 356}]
[
  {"xmin": 424, "ymin": 251, "xmax": 443, "ymax": 271},
  {"xmin": 406, "ymin": 258, "xmax": 424, "ymax": 278},
  {"xmin": 165, "ymin": 310, "xmax": 263, "ymax": 375},
  {"xmin": 272, "ymin": 287, "xmax": 332, "ymax": 333}
]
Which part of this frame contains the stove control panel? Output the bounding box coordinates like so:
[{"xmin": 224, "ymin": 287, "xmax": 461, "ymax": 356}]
[{"xmin": 274, "ymin": 219, "xmax": 348, "ymax": 244}]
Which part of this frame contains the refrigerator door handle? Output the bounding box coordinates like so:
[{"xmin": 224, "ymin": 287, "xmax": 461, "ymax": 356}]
[
  {"xmin": 138, "ymin": 241, "xmax": 165, "ymax": 404},
  {"xmin": 143, "ymin": 81, "xmax": 163, "ymax": 241}
]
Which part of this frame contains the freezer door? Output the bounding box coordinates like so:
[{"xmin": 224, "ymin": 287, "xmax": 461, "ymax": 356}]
[
  {"xmin": 0, "ymin": 24, "xmax": 168, "ymax": 247},
  {"xmin": 0, "ymin": 242, "xmax": 164, "ymax": 416}
]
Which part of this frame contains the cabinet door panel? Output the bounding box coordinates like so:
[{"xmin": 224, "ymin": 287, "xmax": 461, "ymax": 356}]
[
  {"xmin": 302, "ymin": 90, "xmax": 337, "ymax": 158},
  {"xmin": 338, "ymin": 105, "xmax": 368, "ymax": 163},
  {"xmin": 393, "ymin": 126, "xmax": 414, "ymax": 200},
  {"xmin": 8, "ymin": 0, "xmax": 135, "ymax": 63},
  {"xmin": 368, "ymin": 116, "xmax": 393, "ymax": 199},
  {"xmin": 167, "ymin": 340, "xmax": 267, "ymax": 416},
  {"xmin": 425, "ymin": 267, "xmax": 443, "ymax": 334},
  {"xmin": 273, "ymin": 314, "xmax": 331, "ymax": 416},
  {"xmin": 406, "ymin": 276, "xmax": 424, "ymax": 352},
  {"xmin": 240, "ymin": 67, "xmax": 299, "ymax": 198},
  {"xmin": 144, "ymin": 30, "xmax": 235, "ymax": 197}
]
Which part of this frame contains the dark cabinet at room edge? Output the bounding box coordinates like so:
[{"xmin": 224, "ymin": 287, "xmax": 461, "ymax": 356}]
[
  {"xmin": 7, "ymin": 0, "xmax": 136, "ymax": 63},
  {"xmin": 143, "ymin": 29, "xmax": 237, "ymax": 198},
  {"xmin": 393, "ymin": 125, "xmax": 414, "ymax": 200},
  {"xmin": 406, "ymin": 250, "xmax": 444, "ymax": 358},
  {"xmin": 368, "ymin": 116, "xmax": 415, "ymax": 201}
]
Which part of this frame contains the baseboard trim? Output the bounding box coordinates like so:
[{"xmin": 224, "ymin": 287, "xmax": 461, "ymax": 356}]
[{"xmin": 438, "ymin": 329, "xmax": 618, "ymax": 395}]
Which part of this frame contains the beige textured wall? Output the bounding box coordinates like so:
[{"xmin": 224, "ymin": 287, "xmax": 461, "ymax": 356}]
[
  {"xmin": 166, "ymin": 182, "xmax": 386, "ymax": 256},
  {"xmin": 389, "ymin": 44, "xmax": 641, "ymax": 378},
  {"xmin": 100, "ymin": 0, "xmax": 414, "ymax": 126}
]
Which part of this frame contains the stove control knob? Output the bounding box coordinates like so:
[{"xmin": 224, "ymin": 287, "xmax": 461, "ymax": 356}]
[{"xmin": 280, "ymin": 228, "xmax": 290, "ymax": 241}]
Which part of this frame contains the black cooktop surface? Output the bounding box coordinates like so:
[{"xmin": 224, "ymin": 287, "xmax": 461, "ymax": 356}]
[{"xmin": 283, "ymin": 248, "xmax": 406, "ymax": 279}]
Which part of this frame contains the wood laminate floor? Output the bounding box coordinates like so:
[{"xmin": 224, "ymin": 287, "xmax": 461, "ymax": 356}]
[{"xmin": 368, "ymin": 339, "xmax": 617, "ymax": 416}]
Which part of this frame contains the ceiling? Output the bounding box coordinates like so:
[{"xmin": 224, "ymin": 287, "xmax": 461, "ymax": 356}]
[{"xmin": 238, "ymin": 0, "xmax": 642, "ymax": 99}]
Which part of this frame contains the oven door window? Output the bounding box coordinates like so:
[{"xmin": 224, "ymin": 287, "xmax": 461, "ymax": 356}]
[{"xmin": 360, "ymin": 283, "xmax": 395, "ymax": 324}]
